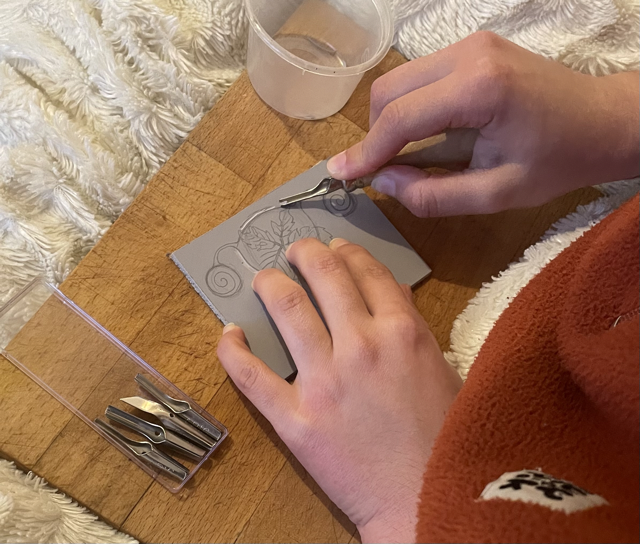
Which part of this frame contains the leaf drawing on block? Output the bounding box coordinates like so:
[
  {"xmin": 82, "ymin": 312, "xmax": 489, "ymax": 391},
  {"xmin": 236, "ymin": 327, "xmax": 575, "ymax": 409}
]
[
  {"xmin": 290, "ymin": 225, "xmax": 333, "ymax": 245},
  {"xmin": 206, "ymin": 205, "xmax": 334, "ymax": 297},
  {"xmin": 272, "ymin": 208, "xmax": 295, "ymax": 240},
  {"xmin": 240, "ymin": 211, "xmax": 293, "ymax": 275}
]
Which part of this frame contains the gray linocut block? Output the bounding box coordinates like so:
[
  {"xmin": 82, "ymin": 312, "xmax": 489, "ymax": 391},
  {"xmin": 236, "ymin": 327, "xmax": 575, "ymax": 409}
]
[{"xmin": 171, "ymin": 160, "xmax": 431, "ymax": 378}]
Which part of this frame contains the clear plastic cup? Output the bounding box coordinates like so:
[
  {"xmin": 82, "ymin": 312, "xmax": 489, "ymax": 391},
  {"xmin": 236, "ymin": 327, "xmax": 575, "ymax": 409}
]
[{"xmin": 245, "ymin": 0, "xmax": 393, "ymax": 120}]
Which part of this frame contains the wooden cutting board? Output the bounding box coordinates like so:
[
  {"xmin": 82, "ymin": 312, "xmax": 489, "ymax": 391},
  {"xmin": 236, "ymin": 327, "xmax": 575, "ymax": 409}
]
[{"xmin": 0, "ymin": 48, "xmax": 599, "ymax": 543}]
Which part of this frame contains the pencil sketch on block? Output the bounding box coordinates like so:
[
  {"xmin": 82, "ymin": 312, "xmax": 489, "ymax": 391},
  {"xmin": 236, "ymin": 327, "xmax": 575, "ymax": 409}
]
[
  {"xmin": 170, "ymin": 160, "xmax": 431, "ymax": 379},
  {"xmin": 206, "ymin": 192, "xmax": 356, "ymax": 298}
]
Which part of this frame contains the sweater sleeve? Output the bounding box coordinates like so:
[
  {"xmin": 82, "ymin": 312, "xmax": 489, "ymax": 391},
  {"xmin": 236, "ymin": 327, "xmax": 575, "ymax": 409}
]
[{"xmin": 416, "ymin": 195, "xmax": 639, "ymax": 544}]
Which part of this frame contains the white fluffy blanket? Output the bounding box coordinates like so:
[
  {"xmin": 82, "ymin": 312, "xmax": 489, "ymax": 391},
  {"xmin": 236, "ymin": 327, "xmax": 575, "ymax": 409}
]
[
  {"xmin": 0, "ymin": 0, "xmax": 638, "ymax": 542},
  {"xmin": 0, "ymin": 0, "xmax": 638, "ymax": 306}
]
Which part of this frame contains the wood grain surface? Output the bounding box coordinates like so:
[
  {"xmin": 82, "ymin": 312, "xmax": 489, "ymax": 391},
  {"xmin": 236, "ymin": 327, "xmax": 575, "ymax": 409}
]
[{"xmin": 0, "ymin": 48, "xmax": 599, "ymax": 543}]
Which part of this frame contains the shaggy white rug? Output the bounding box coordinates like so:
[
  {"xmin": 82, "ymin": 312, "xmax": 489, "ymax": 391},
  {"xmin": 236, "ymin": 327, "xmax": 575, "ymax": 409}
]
[
  {"xmin": 0, "ymin": 462, "xmax": 135, "ymax": 543},
  {"xmin": 1, "ymin": 0, "xmax": 638, "ymax": 307},
  {"xmin": 0, "ymin": 0, "xmax": 638, "ymax": 542}
]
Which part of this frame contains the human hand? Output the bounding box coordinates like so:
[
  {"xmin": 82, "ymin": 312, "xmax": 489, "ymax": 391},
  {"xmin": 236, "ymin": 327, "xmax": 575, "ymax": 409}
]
[
  {"xmin": 217, "ymin": 238, "xmax": 462, "ymax": 543},
  {"xmin": 328, "ymin": 31, "xmax": 640, "ymax": 217}
]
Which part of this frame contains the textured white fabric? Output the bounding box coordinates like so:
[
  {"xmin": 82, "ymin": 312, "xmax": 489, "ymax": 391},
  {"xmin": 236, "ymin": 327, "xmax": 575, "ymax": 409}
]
[
  {"xmin": 445, "ymin": 179, "xmax": 640, "ymax": 378},
  {"xmin": 0, "ymin": 1, "xmax": 639, "ymax": 542},
  {"xmin": 0, "ymin": 460, "xmax": 136, "ymax": 543},
  {"xmin": 392, "ymin": 0, "xmax": 640, "ymax": 76},
  {"xmin": 0, "ymin": 0, "xmax": 639, "ymax": 307},
  {"xmin": 0, "ymin": 0, "xmax": 247, "ymax": 305}
]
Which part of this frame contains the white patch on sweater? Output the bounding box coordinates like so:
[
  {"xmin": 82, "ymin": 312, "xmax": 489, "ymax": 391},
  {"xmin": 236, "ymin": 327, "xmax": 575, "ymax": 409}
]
[{"xmin": 479, "ymin": 469, "xmax": 608, "ymax": 513}]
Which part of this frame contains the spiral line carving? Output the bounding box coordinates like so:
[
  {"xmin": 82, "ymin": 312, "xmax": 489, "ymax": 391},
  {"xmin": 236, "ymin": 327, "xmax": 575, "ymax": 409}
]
[
  {"xmin": 323, "ymin": 191, "xmax": 357, "ymax": 217},
  {"xmin": 206, "ymin": 264, "xmax": 242, "ymax": 297}
]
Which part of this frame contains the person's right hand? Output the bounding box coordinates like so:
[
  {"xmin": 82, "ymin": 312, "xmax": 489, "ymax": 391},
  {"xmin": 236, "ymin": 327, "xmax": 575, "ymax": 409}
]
[{"xmin": 328, "ymin": 32, "xmax": 640, "ymax": 217}]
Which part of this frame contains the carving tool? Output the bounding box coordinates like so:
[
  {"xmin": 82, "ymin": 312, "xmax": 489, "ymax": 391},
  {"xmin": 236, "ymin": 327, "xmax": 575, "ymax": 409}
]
[
  {"xmin": 121, "ymin": 396, "xmax": 215, "ymax": 450},
  {"xmin": 105, "ymin": 405, "xmax": 206, "ymax": 459},
  {"xmin": 279, "ymin": 175, "xmax": 372, "ymax": 206},
  {"xmin": 279, "ymin": 129, "xmax": 478, "ymax": 207},
  {"xmin": 133, "ymin": 374, "xmax": 223, "ymax": 442},
  {"xmin": 95, "ymin": 418, "xmax": 189, "ymax": 481}
]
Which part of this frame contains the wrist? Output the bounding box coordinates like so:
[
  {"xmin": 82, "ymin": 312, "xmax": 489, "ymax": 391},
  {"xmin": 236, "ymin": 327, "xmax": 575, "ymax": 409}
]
[
  {"xmin": 356, "ymin": 486, "xmax": 422, "ymax": 544},
  {"xmin": 591, "ymin": 71, "xmax": 640, "ymax": 182},
  {"xmin": 358, "ymin": 511, "xmax": 417, "ymax": 544}
]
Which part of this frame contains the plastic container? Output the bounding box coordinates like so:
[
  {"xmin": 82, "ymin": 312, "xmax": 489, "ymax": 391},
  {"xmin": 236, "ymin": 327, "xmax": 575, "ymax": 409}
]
[
  {"xmin": 246, "ymin": 0, "xmax": 393, "ymax": 119},
  {"xmin": 0, "ymin": 278, "xmax": 227, "ymax": 493}
]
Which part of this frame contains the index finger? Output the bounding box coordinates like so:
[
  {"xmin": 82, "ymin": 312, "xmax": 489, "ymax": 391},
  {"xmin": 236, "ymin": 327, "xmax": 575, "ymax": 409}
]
[
  {"xmin": 369, "ymin": 45, "xmax": 455, "ymax": 127},
  {"xmin": 328, "ymin": 74, "xmax": 486, "ymax": 180}
]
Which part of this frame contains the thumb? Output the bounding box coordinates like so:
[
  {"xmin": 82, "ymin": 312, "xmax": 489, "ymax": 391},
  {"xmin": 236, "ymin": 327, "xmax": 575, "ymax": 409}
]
[
  {"xmin": 370, "ymin": 164, "xmax": 520, "ymax": 217},
  {"xmin": 217, "ymin": 323, "xmax": 295, "ymax": 424},
  {"xmin": 400, "ymin": 283, "xmax": 414, "ymax": 304}
]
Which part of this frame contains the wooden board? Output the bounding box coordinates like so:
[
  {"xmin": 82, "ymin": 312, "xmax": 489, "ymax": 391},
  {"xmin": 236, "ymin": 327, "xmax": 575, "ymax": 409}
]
[{"xmin": 0, "ymin": 48, "xmax": 599, "ymax": 543}]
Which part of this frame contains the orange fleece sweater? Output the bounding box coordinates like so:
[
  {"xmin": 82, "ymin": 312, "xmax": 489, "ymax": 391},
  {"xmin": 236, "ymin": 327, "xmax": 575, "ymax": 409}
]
[{"xmin": 417, "ymin": 195, "xmax": 639, "ymax": 543}]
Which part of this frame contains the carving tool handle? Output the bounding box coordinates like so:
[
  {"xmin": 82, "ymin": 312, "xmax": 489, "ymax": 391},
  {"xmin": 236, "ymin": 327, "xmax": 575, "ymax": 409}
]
[
  {"xmin": 340, "ymin": 128, "xmax": 478, "ymax": 192},
  {"xmin": 342, "ymin": 175, "xmax": 374, "ymax": 192}
]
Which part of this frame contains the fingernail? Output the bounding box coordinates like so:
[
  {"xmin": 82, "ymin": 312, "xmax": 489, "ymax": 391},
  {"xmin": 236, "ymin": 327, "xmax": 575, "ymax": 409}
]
[
  {"xmin": 329, "ymin": 237, "xmax": 348, "ymax": 249},
  {"xmin": 371, "ymin": 175, "xmax": 396, "ymax": 197},
  {"xmin": 327, "ymin": 151, "xmax": 347, "ymax": 178},
  {"xmin": 223, "ymin": 323, "xmax": 237, "ymax": 334},
  {"xmin": 285, "ymin": 243, "xmax": 294, "ymax": 259}
]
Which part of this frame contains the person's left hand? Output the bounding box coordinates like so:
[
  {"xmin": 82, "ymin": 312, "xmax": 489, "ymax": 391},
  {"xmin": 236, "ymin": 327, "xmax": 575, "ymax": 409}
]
[{"xmin": 217, "ymin": 237, "xmax": 462, "ymax": 543}]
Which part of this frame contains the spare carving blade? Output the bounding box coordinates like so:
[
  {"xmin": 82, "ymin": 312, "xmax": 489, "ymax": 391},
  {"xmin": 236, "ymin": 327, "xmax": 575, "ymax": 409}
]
[
  {"xmin": 95, "ymin": 418, "xmax": 188, "ymax": 481},
  {"xmin": 134, "ymin": 374, "xmax": 222, "ymax": 442},
  {"xmin": 120, "ymin": 396, "xmax": 215, "ymax": 450},
  {"xmin": 105, "ymin": 405, "xmax": 206, "ymax": 459}
]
